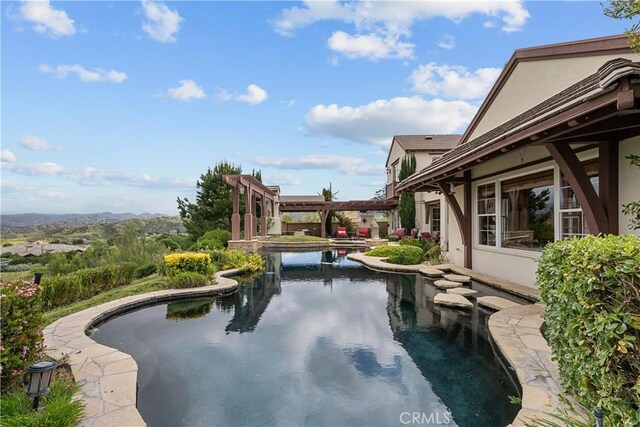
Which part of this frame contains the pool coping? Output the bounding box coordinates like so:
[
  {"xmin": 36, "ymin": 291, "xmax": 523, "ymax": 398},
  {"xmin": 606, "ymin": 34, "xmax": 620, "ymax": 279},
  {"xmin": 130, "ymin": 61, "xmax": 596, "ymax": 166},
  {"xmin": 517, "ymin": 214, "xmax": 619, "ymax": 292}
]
[
  {"xmin": 346, "ymin": 252, "xmax": 539, "ymax": 301},
  {"xmin": 43, "ymin": 269, "xmax": 241, "ymax": 427},
  {"xmin": 348, "ymin": 252, "xmax": 584, "ymax": 425}
]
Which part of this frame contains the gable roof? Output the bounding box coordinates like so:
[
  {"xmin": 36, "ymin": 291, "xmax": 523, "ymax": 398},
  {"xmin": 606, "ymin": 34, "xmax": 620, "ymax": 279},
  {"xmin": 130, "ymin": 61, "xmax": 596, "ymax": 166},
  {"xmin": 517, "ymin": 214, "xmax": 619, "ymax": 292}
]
[
  {"xmin": 397, "ymin": 58, "xmax": 640, "ymax": 193},
  {"xmin": 458, "ymin": 34, "xmax": 633, "ymax": 146},
  {"xmin": 385, "ymin": 134, "xmax": 460, "ymax": 167}
]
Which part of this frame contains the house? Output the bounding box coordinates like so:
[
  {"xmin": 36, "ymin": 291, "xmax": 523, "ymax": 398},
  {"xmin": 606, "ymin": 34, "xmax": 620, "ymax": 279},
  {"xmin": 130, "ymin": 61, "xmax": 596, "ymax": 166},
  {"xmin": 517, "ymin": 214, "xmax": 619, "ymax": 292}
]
[
  {"xmin": 395, "ymin": 34, "xmax": 640, "ymax": 288},
  {"xmin": 385, "ymin": 135, "xmax": 460, "ymax": 241}
]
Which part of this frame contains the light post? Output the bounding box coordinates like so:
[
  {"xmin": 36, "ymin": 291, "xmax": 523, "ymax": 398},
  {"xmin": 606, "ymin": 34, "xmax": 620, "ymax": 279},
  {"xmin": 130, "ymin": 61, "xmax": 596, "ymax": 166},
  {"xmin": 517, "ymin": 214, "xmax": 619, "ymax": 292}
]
[{"xmin": 26, "ymin": 361, "xmax": 58, "ymax": 410}]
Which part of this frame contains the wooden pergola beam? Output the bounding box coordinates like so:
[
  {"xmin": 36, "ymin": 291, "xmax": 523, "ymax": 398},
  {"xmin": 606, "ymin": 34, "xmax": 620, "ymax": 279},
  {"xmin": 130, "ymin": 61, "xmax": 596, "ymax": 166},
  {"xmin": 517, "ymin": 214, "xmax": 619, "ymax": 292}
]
[{"xmin": 546, "ymin": 143, "xmax": 608, "ymax": 234}]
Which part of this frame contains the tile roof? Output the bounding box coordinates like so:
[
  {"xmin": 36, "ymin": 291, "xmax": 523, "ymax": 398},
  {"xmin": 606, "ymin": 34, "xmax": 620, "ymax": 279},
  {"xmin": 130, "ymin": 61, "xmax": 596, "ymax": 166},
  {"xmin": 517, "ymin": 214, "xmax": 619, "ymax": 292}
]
[{"xmin": 393, "ymin": 135, "xmax": 461, "ymax": 151}]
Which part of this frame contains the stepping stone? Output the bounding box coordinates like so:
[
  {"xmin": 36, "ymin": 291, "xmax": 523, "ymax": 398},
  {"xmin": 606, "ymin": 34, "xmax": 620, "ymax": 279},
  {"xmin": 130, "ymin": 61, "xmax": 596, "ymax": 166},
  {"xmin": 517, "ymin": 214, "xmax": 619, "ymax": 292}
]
[
  {"xmin": 447, "ymin": 288, "xmax": 478, "ymax": 298},
  {"xmin": 476, "ymin": 296, "xmax": 523, "ymax": 311},
  {"xmin": 434, "ymin": 293, "xmax": 473, "ymax": 309},
  {"xmin": 421, "ymin": 267, "xmax": 444, "ymax": 278},
  {"xmin": 444, "ymin": 274, "xmax": 471, "ymax": 283},
  {"xmin": 434, "ymin": 279, "xmax": 461, "ymax": 289}
]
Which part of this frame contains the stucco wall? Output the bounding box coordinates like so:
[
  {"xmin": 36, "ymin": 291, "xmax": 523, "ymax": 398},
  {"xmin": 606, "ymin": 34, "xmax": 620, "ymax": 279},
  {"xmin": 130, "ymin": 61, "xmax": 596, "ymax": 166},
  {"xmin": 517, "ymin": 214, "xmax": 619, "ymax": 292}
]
[
  {"xmin": 619, "ymin": 136, "xmax": 640, "ymax": 235},
  {"xmin": 468, "ymin": 53, "xmax": 639, "ymax": 141}
]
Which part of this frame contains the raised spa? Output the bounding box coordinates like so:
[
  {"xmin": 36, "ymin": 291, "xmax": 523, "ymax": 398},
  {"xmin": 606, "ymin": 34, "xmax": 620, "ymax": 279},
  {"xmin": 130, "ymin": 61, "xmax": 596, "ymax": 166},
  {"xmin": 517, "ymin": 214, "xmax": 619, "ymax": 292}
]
[{"xmin": 92, "ymin": 251, "xmax": 522, "ymax": 426}]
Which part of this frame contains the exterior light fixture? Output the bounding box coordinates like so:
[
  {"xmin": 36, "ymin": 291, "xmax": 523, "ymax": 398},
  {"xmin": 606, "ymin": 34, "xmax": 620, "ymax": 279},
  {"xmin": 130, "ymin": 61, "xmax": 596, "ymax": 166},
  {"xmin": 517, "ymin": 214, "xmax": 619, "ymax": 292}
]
[{"xmin": 26, "ymin": 361, "xmax": 58, "ymax": 410}]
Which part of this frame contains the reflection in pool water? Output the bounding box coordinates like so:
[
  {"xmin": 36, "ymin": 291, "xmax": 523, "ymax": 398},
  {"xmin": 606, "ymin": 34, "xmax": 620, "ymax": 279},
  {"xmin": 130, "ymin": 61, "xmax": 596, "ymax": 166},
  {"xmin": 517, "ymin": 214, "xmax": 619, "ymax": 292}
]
[{"xmin": 92, "ymin": 251, "xmax": 521, "ymax": 427}]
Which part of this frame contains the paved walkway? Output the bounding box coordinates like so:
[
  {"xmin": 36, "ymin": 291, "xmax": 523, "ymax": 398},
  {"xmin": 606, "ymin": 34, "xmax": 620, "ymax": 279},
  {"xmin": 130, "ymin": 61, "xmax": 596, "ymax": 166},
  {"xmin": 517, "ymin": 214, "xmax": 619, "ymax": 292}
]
[
  {"xmin": 490, "ymin": 305, "xmax": 586, "ymax": 426},
  {"xmin": 43, "ymin": 270, "xmax": 240, "ymax": 427}
]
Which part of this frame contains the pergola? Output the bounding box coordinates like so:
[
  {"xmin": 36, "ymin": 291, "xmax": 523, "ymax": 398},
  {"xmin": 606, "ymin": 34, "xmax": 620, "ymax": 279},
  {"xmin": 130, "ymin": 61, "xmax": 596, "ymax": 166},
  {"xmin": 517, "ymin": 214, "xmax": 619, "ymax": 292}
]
[
  {"xmin": 279, "ymin": 199, "xmax": 398, "ymax": 238},
  {"xmin": 223, "ymin": 175, "xmax": 277, "ymax": 241}
]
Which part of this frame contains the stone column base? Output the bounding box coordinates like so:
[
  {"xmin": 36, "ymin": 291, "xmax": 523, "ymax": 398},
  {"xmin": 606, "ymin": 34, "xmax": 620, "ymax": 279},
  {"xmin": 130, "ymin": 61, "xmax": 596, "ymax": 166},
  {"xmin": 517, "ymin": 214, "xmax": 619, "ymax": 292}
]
[
  {"xmin": 228, "ymin": 240, "xmax": 262, "ymax": 252},
  {"xmin": 365, "ymin": 238, "xmax": 389, "ymax": 247}
]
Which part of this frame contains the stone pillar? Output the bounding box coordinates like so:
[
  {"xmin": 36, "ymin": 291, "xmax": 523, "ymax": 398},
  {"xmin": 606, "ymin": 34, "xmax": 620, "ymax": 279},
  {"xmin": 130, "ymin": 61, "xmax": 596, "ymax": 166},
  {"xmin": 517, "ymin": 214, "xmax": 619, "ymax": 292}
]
[
  {"xmin": 260, "ymin": 196, "xmax": 267, "ymax": 237},
  {"xmin": 369, "ymin": 216, "xmax": 380, "ymax": 239}
]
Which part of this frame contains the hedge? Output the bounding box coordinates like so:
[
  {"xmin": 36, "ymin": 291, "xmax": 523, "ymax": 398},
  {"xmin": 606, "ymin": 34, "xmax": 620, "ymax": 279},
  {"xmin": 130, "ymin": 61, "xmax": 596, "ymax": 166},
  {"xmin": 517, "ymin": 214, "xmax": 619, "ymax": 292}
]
[
  {"xmin": 163, "ymin": 253, "xmax": 212, "ymax": 276},
  {"xmin": 208, "ymin": 249, "xmax": 264, "ymax": 272},
  {"xmin": 366, "ymin": 245, "xmax": 425, "ymax": 265},
  {"xmin": 169, "ymin": 272, "xmax": 211, "ymax": 289},
  {"xmin": 538, "ymin": 234, "xmax": 640, "ymax": 426},
  {"xmin": 0, "ymin": 280, "xmax": 45, "ymax": 392},
  {"xmin": 41, "ymin": 263, "xmax": 137, "ymax": 309}
]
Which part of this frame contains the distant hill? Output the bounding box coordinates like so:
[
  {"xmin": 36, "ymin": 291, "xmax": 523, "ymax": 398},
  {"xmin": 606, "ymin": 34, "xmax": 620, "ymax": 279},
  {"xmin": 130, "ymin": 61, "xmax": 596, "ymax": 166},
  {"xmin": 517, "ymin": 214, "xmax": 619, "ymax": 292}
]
[
  {"xmin": 1, "ymin": 214, "xmax": 186, "ymax": 242},
  {"xmin": 1, "ymin": 212, "xmax": 164, "ymax": 228}
]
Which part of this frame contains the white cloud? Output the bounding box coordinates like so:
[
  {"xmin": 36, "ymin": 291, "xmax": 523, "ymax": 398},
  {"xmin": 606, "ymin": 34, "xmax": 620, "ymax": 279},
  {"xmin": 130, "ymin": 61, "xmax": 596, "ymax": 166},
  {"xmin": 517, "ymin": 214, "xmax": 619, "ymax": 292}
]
[
  {"xmin": 369, "ymin": 149, "xmax": 386, "ymax": 157},
  {"xmin": 20, "ymin": 135, "xmax": 63, "ymax": 151},
  {"xmin": 39, "ymin": 64, "xmax": 127, "ymax": 83},
  {"xmin": 483, "ymin": 21, "xmax": 497, "ymax": 28},
  {"xmin": 273, "ymin": 1, "xmax": 529, "ymax": 60},
  {"xmin": 236, "ymin": 84, "xmax": 268, "ymax": 105},
  {"xmin": 1, "ymin": 149, "xmax": 17, "ymax": 163},
  {"xmin": 141, "ymin": 0, "xmax": 183, "ymax": 43},
  {"xmin": 327, "ymin": 31, "xmax": 414, "ymax": 60},
  {"xmin": 266, "ymin": 173, "xmax": 302, "ymax": 186},
  {"xmin": 305, "ymin": 96, "xmax": 477, "ymax": 146},
  {"xmin": 437, "ymin": 33, "xmax": 455, "ymax": 50},
  {"xmin": 19, "ymin": 0, "xmax": 76, "ymax": 38},
  {"xmin": 167, "ymin": 80, "xmax": 206, "ymax": 100},
  {"xmin": 218, "ymin": 84, "xmax": 269, "ymax": 105},
  {"xmin": 410, "ymin": 62, "xmax": 501, "ymax": 100},
  {"xmin": 2, "ymin": 159, "xmax": 195, "ymax": 189},
  {"xmin": 253, "ymin": 154, "xmax": 384, "ymax": 176}
]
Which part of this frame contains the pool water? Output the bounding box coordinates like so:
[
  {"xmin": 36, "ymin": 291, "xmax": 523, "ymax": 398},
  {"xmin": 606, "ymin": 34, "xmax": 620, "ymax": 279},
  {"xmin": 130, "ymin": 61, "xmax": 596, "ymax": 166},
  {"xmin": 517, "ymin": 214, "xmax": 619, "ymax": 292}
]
[{"xmin": 92, "ymin": 251, "xmax": 521, "ymax": 427}]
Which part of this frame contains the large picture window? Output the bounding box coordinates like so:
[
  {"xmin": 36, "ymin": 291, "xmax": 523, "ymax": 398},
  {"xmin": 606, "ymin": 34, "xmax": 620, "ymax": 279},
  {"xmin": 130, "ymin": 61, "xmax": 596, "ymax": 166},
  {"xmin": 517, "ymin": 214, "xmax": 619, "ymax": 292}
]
[
  {"xmin": 559, "ymin": 160, "xmax": 599, "ymax": 239},
  {"xmin": 500, "ymin": 170, "xmax": 554, "ymax": 251},
  {"xmin": 477, "ymin": 183, "xmax": 496, "ymax": 246}
]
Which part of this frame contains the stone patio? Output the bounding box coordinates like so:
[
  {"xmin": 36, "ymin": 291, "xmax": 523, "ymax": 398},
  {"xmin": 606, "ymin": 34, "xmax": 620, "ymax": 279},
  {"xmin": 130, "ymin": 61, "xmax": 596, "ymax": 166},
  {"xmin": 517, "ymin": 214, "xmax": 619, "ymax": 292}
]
[{"xmin": 43, "ymin": 269, "xmax": 240, "ymax": 427}]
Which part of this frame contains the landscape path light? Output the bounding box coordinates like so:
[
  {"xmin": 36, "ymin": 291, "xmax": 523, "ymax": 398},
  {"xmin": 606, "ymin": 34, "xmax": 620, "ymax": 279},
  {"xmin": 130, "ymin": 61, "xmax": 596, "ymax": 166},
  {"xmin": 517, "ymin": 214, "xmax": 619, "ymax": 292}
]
[{"xmin": 26, "ymin": 360, "xmax": 58, "ymax": 410}]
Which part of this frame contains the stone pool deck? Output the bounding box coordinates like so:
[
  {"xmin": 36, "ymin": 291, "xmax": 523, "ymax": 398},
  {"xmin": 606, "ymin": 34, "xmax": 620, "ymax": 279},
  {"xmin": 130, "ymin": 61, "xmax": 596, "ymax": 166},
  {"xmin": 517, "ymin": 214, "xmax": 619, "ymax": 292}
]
[
  {"xmin": 348, "ymin": 252, "xmax": 582, "ymax": 426},
  {"xmin": 43, "ymin": 269, "xmax": 240, "ymax": 427}
]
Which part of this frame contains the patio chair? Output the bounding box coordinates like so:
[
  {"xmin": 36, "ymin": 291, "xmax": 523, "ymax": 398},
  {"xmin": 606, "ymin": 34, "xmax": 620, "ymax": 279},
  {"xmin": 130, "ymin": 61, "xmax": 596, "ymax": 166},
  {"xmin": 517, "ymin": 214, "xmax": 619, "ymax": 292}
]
[
  {"xmin": 336, "ymin": 226, "xmax": 348, "ymax": 239},
  {"xmin": 357, "ymin": 227, "xmax": 370, "ymax": 239},
  {"xmin": 410, "ymin": 228, "xmax": 419, "ymax": 239},
  {"xmin": 389, "ymin": 228, "xmax": 405, "ymax": 241},
  {"xmin": 421, "ymin": 232, "xmax": 431, "ymax": 240}
]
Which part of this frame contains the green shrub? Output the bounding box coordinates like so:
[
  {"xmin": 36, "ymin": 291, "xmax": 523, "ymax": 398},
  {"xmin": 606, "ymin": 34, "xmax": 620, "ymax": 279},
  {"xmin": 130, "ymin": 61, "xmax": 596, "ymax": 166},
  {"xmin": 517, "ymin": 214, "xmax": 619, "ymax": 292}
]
[
  {"xmin": 538, "ymin": 235, "xmax": 640, "ymax": 427},
  {"xmin": 163, "ymin": 252, "xmax": 212, "ymax": 277},
  {"xmin": 426, "ymin": 245, "xmax": 444, "ymax": 265},
  {"xmin": 365, "ymin": 245, "xmax": 398, "ymax": 258},
  {"xmin": 0, "ymin": 280, "xmax": 45, "ymax": 392},
  {"xmin": 399, "ymin": 238, "xmax": 424, "ymax": 249},
  {"xmin": 387, "ymin": 245, "xmax": 425, "ymax": 265},
  {"xmin": 192, "ymin": 229, "xmax": 232, "ymax": 250},
  {"xmin": 41, "ymin": 263, "xmax": 137, "ymax": 309},
  {"xmin": 0, "ymin": 378, "xmax": 84, "ymax": 426},
  {"xmin": 133, "ymin": 262, "xmax": 157, "ymax": 279},
  {"xmin": 169, "ymin": 272, "xmax": 211, "ymax": 289},
  {"xmin": 209, "ymin": 249, "xmax": 264, "ymax": 272}
]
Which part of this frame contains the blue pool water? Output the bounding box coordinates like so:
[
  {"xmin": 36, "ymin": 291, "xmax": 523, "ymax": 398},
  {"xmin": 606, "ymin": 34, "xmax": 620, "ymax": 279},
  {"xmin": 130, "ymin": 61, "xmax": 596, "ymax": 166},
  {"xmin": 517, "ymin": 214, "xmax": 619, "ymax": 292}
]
[{"xmin": 92, "ymin": 251, "xmax": 521, "ymax": 427}]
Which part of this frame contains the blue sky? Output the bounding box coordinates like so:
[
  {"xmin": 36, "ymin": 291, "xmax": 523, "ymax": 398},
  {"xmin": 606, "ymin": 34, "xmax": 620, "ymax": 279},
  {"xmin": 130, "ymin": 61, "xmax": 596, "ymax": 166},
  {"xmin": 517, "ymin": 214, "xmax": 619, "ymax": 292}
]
[{"xmin": 0, "ymin": 0, "xmax": 632, "ymax": 215}]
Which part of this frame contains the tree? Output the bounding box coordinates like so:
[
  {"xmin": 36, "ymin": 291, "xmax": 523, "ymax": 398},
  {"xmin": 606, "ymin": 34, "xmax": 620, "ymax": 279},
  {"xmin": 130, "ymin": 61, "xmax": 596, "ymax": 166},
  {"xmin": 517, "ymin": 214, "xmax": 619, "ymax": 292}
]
[
  {"xmin": 398, "ymin": 154, "xmax": 417, "ymax": 230},
  {"xmin": 604, "ymin": 0, "xmax": 640, "ymax": 51},
  {"xmin": 372, "ymin": 187, "xmax": 386, "ymax": 200},
  {"xmin": 320, "ymin": 183, "xmax": 339, "ymax": 236},
  {"xmin": 177, "ymin": 161, "xmax": 242, "ymax": 239}
]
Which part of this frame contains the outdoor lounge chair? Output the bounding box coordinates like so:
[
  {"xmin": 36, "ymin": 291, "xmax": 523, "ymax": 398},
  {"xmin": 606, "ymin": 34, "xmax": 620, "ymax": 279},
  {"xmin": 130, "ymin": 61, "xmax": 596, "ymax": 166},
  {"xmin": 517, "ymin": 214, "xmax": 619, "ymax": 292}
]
[
  {"xmin": 336, "ymin": 226, "xmax": 348, "ymax": 239},
  {"xmin": 357, "ymin": 227, "xmax": 370, "ymax": 239},
  {"xmin": 389, "ymin": 228, "xmax": 405, "ymax": 241}
]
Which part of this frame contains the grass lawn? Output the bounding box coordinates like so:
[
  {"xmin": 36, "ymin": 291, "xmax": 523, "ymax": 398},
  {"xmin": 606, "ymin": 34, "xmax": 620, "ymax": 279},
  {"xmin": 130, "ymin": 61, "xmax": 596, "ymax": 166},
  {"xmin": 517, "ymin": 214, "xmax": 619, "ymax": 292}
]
[
  {"xmin": 0, "ymin": 377, "xmax": 83, "ymax": 427},
  {"xmin": 43, "ymin": 275, "xmax": 171, "ymax": 325},
  {"xmin": 269, "ymin": 235, "xmax": 330, "ymax": 243},
  {"xmin": 0, "ymin": 270, "xmax": 37, "ymax": 282}
]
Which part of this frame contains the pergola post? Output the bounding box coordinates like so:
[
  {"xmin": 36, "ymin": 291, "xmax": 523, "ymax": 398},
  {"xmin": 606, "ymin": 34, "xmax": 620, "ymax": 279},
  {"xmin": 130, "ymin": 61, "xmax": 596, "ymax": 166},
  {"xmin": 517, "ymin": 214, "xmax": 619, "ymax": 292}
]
[
  {"xmin": 231, "ymin": 186, "xmax": 241, "ymax": 240},
  {"xmin": 260, "ymin": 194, "xmax": 267, "ymax": 237},
  {"xmin": 244, "ymin": 186, "xmax": 253, "ymax": 240},
  {"xmin": 547, "ymin": 143, "xmax": 608, "ymax": 234},
  {"xmin": 463, "ymin": 170, "xmax": 472, "ymax": 269},
  {"xmin": 319, "ymin": 209, "xmax": 329, "ymax": 238}
]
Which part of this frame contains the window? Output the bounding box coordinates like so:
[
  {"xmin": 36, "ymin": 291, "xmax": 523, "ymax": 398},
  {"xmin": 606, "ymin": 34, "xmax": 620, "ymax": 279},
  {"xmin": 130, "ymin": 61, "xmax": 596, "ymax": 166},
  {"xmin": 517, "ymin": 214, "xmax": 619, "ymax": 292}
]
[
  {"xmin": 500, "ymin": 170, "xmax": 554, "ymax": 251},
  {"xmin": 477, "ymin": 183, "xmax": 496, "ymax": 246},
  {"xmin": 559, "ymin": 161, "xmax": 599, "ymax": 239},
  {"xmin": 431, "ymin": 206, "xmax": 441, "ymax": 234},
  {"xmin": 393, "ymin": 162, "xmax": 400, "ymax": 183}
]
